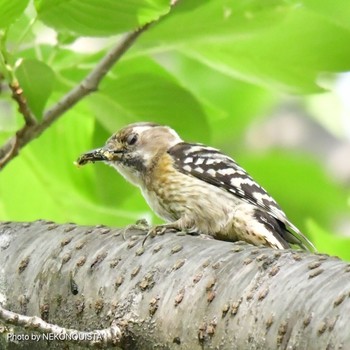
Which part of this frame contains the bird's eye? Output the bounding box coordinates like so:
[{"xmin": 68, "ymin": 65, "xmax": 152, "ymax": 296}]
[{"xmin": 126, "ymin": 133, "xmax": 138, "ymax": 145}]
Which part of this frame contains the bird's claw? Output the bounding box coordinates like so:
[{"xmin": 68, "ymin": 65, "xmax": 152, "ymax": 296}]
[
  {"xmin": 142, "ymin": 225, "xmax": 178, "ymax": 246},
  {"xmin": 121, "ymin": 218, "xmax": 151, "ymax": 240}
]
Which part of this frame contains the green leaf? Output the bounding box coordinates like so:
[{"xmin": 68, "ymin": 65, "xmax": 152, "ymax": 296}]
[
  {"xmin": 56, "ymin": 32, "xmax": 79, "ymax": 46},
  {"xmin": 15, "ymin": 58, "xmax": 55, "ymax": 118},
  {"xmin": 0, "ymin": 0, "xmax": 29, "ymax": 29},
  {"xmin": 154, "ymin": 52, "xmax": 276, "ymax": 145},
  {"xmin": 35, "ymin": 0, "xmax": 170, "ymax": 36},
  {"xmin": 90, "ymin": 69, "xmax": 210, "ymax": 143},
  {"xmin": 144, "ymin": 0, "xmax": 288, "ymax": 44},
  {"xmin": 5, "ymin": 11, "xmax": 35, "ymax": 46},
  {"xmin": 142, "ymin": 0, "xmax": 350, "ymax": 93},
  {"xmin": 299, "ymin": 0, "xmax": 350, "ymax": 32}
]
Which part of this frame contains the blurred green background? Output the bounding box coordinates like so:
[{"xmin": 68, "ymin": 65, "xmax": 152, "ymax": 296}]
[{"xmin": 1, "ymin": 0, "xmax": 350, "ymax": 259}]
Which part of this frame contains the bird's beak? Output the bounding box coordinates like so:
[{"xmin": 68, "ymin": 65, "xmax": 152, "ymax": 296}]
[{"xmin": 75, "ymin": 147, "xmax": 123, "ymax": 167}]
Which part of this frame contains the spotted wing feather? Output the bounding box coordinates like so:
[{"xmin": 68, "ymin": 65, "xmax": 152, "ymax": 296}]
[{"xmin": 168, "ymin": 142, "xmax": 315, "ymax": 251}]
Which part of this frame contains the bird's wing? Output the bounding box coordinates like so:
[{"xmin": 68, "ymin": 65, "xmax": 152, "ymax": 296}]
[{"xmin": 168, "ymin": 142, "xmax": 316, "ymax": 251}]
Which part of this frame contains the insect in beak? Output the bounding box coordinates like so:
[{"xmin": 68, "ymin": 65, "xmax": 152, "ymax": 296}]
[{"xmin": 75, "ymin": 147, "xmax": 123, "ymax": 167}]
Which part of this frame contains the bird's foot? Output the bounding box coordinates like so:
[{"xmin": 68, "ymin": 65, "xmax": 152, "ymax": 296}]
[
  {"xmin": 121, "ymin": 218, "xmax": 151, "ymax": 240},
  {"xmin": 142, "ymin": 223, "xmax": 179, "ymax": 246},
  {"xmin": 175, "ymin": 229, "xmax": 199, "ymax": 237}
]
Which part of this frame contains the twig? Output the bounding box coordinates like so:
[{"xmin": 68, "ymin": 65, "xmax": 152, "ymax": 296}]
[
  {"xmin": 9, "ymin": 80, "xmax": 37, "ymax": 126},
  {"xmin": 0, "ymin": 304, "xmax": 122, "ymax": 347},
  {"xmin": 42, "ymin": 24, "xmax": 151, "ymax": 128},
  {"xmin": 0, "ymin": 135, "xmax": 18, "ymax": 168},
  {"xmin": 0, "ymin": 23, "xmax": 151, "ymax": 170}
]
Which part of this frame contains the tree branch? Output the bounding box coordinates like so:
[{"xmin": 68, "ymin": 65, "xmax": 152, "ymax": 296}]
[
  {"xmin": 0, "ymin": 23, "xmax": 150, "ymax": 170},
  {"xmin": 9, "ymin": 80, "xmax": 37, "ymax": 127},
  {"xmin": 0, "ymin": 221, "xmax": 349, "ymax": 349},
  {"xmin": 42, "ymin": 24, "xmax": 151, "ymax": 127},
  {"xmin": 0, "ymin": 304, "xmax": 122, "ymax": 347}
]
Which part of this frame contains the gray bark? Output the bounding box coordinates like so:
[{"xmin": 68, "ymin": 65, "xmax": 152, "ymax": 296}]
[{"xmin": 0, "ymin": 220, "xmax": 349, "ymax": 349}]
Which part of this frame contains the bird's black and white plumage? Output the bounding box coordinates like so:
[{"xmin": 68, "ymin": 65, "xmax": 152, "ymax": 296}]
[
  {"xmin": 76, "ymin": 122, "xmax": 316, "ymax": 251},
  {"xmin": 169, "ymin": 142, "xmax": 315, "ymax": 251}
]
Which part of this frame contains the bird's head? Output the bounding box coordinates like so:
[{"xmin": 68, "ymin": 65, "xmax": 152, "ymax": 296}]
[{"xmin": 76, "ymin": 122, "xmax": 182, "ymax": 186}]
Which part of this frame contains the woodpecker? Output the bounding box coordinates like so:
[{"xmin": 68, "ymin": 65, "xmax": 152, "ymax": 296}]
[{"xmin": 76, "ymin": 122, "xmax": 315, "ymax": 251}]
